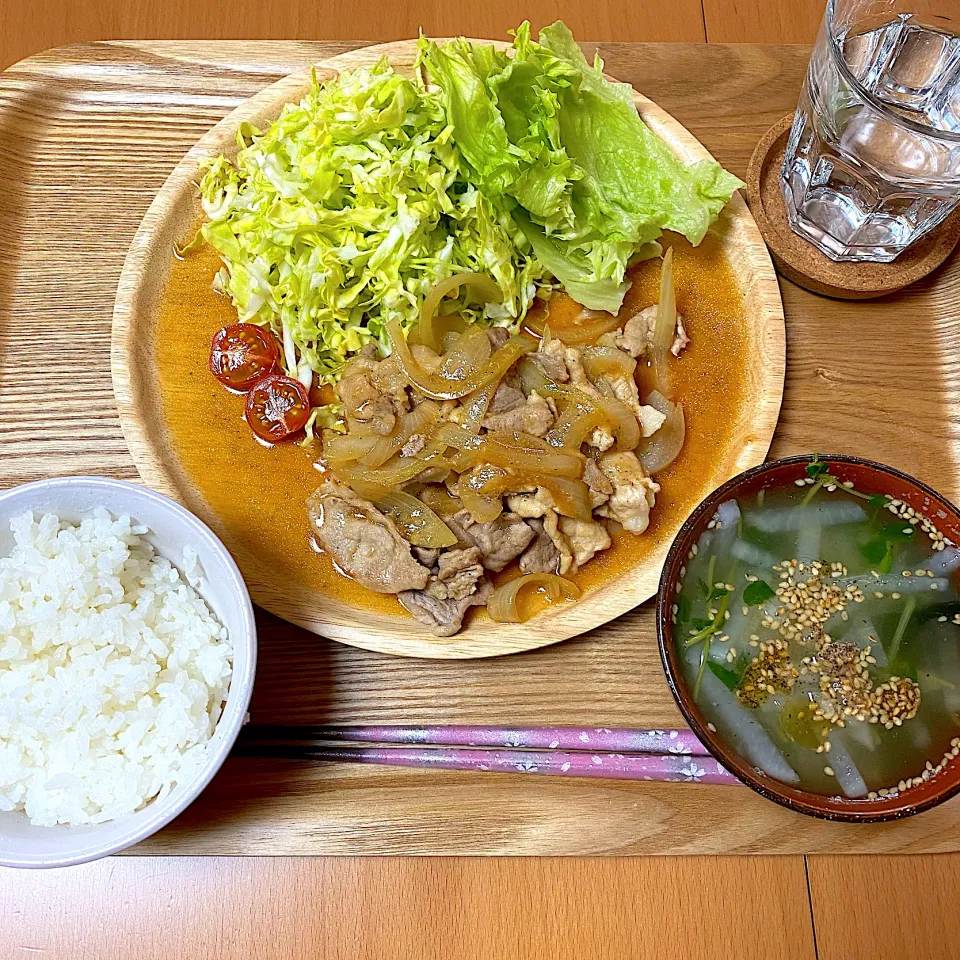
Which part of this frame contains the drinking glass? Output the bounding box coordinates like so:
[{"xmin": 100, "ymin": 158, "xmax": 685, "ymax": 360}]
[{"xmin": 781, "ymin": 0, "xmax": 960, "ymax": 262}]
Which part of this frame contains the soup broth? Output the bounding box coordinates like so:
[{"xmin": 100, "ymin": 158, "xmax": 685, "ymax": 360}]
[{"xmin": 674, "ymin": 468, "xmax": 960, "ymax": 800}]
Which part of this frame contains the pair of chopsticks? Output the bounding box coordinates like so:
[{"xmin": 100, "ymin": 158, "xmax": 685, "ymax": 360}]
[{"xmin": 235, "ymin": 724, "xmax": 739, "ymax": 785}]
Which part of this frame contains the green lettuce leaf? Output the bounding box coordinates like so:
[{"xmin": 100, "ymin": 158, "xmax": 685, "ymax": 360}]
[
  {"xmin": 419, "ymin": 22, "xmax": 743, "ymax": 312},
  {"xmin": 538, "ymin": 21, "xmax": 744, "ymax": 246},
  {"xmin": 198, "ymin": 24, "xmax": 743, "ymax": 391},
  {"xmin": 199, "ymin": 59, "xmax": 542, "ymax": 385}
]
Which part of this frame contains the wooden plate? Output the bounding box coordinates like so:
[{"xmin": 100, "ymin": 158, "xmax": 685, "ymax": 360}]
[{"xmin": 111, "ymin": 39, "xmax": 785, "ymax": 660}]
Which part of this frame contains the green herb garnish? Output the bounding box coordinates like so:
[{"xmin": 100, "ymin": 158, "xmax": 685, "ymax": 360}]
[
  {"xmin": 802, "ymin": 457, "xmax": 885, "ymax": 505},
  {"xmin": 887, "ymin": 595, "xmax": 917, "ymax": 662},
  {"xmin": 684, "ymin": 586, "xmax": 733, "ymax": 648},
  {"xmin": 707, "ymin": 660, "xmax": 741, "ymax": 691},
  {"xmin": 861, "ymin": 523, "xmax": 915, "ymax": 574},
  {"xmin": 743, "ymin": 579, "xmax": 775, "ymax": 606}
]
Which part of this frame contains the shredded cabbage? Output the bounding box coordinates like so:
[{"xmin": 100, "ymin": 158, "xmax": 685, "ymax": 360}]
[{"xmin": 198, "ymin": 22, "xmax": 743, "ymax": 391}]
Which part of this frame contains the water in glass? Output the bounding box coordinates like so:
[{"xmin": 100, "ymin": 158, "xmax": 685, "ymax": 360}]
[{"xmin": 782, "ymin": 1, "xmax": 960, "ymax": 262}]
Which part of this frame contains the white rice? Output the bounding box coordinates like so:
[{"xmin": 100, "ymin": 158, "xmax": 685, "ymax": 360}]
[{"xmin": 0, "ymin": 509, "xmax": 233, "ymax": 827}]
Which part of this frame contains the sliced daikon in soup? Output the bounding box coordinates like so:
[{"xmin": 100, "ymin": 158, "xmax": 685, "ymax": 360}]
[{"xmin": 674, "ymin": 467, "xmax": 960, "ymax": 798}]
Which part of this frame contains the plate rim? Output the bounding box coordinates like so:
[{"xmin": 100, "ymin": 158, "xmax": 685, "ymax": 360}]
[{"xmin": 111, "ymin": 38, "xmax": 786, "ymax": 660}]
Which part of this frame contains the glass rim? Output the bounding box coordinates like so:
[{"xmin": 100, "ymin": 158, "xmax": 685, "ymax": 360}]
[{"xmin": 825, "ymin": 0, "xmax": 960, "ymax": 144}]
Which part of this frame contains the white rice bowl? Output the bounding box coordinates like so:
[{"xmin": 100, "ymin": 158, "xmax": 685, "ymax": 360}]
[{"xmin": 0, "ymin": 509, "xmax": 233, "ymax": 827}]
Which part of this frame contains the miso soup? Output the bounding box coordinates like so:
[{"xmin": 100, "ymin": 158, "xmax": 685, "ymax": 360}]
[{"xmin": 673, "ymin": 461, "xmax": 960, "ymax": 800}]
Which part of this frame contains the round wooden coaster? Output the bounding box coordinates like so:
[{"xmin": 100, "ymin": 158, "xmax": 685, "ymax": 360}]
[{"xmin": 745, "ymin": 114, "xmax": 960, "ymax": 299}]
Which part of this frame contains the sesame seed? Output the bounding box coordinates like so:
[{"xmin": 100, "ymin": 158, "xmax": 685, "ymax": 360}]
[
  {"xmin": 707, "ymin": 723, "xmax": 717, "ymax": 733},
  {"xmin": 824, "ymin": 766, "xmax": 835, "ymax": 777}
]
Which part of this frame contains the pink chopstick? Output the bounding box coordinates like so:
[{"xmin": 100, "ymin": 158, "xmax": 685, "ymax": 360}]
[
  {"xmin": 237, "ymin": 725, "xmax": 739, "ymax": 785},
  {"xmin": 244, "ymin": 724, "xmax": 711, "ymax": 756}
]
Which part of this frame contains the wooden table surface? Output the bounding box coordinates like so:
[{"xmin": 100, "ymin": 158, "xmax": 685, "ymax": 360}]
[{"xmin": 3, "ymin": 2, "xmax": 960, "ymax": 958}]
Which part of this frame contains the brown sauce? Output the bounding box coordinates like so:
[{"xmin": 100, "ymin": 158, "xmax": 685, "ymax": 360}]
[{"xmin": 156, "ymin": 233, "xmax": 748, "ymax": 622}]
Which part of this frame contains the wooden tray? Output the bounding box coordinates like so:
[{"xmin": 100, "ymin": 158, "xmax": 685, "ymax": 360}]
[
  {"xmin": 110, "ymin": 40, "xmax": 785, "ymax": 659},
  {"xmin": 3, "ymin": 40, "xmax": 960, "ymax": 855}
]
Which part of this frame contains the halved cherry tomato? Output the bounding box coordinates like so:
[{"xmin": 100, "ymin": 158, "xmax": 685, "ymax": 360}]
[
  {"xmin": 245, "ymin": 374, "xmax": 311, "ymax": 443},
  {"xmin": 210, "ymin": 324, "xmax": 279, "ymax": 391}
]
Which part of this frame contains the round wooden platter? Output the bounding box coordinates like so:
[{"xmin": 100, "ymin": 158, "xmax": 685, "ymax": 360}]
[{"xmin": 111, "ymin": 39, "xmax": 786, "ymax": 660}]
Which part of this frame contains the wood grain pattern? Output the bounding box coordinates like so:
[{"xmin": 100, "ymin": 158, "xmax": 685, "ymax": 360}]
[
  {"xmin": 0, "ymin": 0, "xmax": 706, "ymax": 71},
  {"xmin": 4, "ymin": 40, "xmax": 960, "ymax": 855},
  {"xmin": 0, "ymin": 855, "xmax": 816, "ymax": 960},
  {"xmin": 110, "ymin": 39, "xmax": 785, "ymax": 660},
  {"xmin": 702, "ymin": 0, "xmax": 825, "ymax": 44},
  {"xmin": 807, "ymin": 855, "xmax": 960, "ymax": 960}
]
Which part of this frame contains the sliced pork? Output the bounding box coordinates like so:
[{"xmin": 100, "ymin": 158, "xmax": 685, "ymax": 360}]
[{"xmin": 307, "ymin": 482, "xmax": 429, "ymax": 593}]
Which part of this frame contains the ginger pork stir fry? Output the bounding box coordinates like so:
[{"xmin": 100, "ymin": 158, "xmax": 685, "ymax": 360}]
[{"xmin": 308, "ymin": 258, "xmax": 688, "ymax": 636}]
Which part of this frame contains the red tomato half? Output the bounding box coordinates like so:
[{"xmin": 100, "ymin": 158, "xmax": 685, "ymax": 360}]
[
  {"xmin": 210, "ymin": 324, "xmax": 279, "ymax": 391},
  {"xmin": 245, "ymin": 374, "xmax": 311, "ymax": 443}
]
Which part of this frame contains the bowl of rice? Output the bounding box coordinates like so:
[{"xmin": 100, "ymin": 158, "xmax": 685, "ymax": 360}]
[{"xmin": 0, "ymin": 476, "xmax": 256, "ymax": 868}]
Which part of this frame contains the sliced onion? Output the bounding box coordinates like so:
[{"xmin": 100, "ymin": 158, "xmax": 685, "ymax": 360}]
[
  {"xmin": 323, "ymin": 433, "xmax": 378, "ymax": 465},
  {"xmin": 592, "ymin": 394, "xmax": 640, "ymax": 451},
  {"xmin": 440, "ymin": 320, "xmax": 469, "ymax": 353},
  {"xmin": 638, "ymin": 390, "xmax": 685, "ymax": 474},
  {"xmin": 525, "ymin": 313, "xmax": 624, "ymax": 344},
  {"xmin": 434, "ymin": 422, "xmax": 583, "ymax": 477},
  {"xmin": 389, "ymin": 321, "xmax": 533, "ymax": 400},
  {"xmin": 418, "ymin": 484, "xmax": 464, "ymax": 518},
  {"xmin": 418, "ymin": 273, "xmax": 502, "ymax": 353},
  {"xmin": 345, "ymin": 416, "xmax": 378, "ymax": 437},
  {"xmin": 459, "ymin": 465, "xmax": 507, "ymax": 524},
  {"xmin": 439, "ymin": 326, "xmax": 491, "ymax": 381},
  {"xmin": 410, "ymin": 343, "xmax": 443, "ymax": 373},
  {"xmin": 469, "ymin": 468, "xmax": 593, "ymax": 522},
  {"xmin": 460, "ymin": 383, "xmax": 497, "ymax": 433},
  {"xmin": 541, "ymin": 384, "xmax": 640, "ymax": 452},
  {"xmin": 487, "ymin": 573, "xmax": 582, "ymax": 623},
  {"xmin": 546, "ymin": 404, "xmax": 607, "ymax": 451},
  {"xmin": 336, "ymin": 440, "xmax": 451, "ymax": 493},
  {"xmin": 538, "ymin": 476, "xmax": 594, "ymax": 521},
  {"xmin": 651, "ymin": 248, "xmax": 677, "ymax": 399},
  {"xmin": 375, "ymin": 491, "xmax": 457, "ymax": 548},
  {"xmin": 361, "ymin": 400, "xmax": 440, "ymax": 468},
  {"xmin": 517, "ymin": 356, "xmax": 551, "ymax": 395},
  {"xmin": 581, "ymin": 346, "xmax": 637, "ymax": 382}
]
